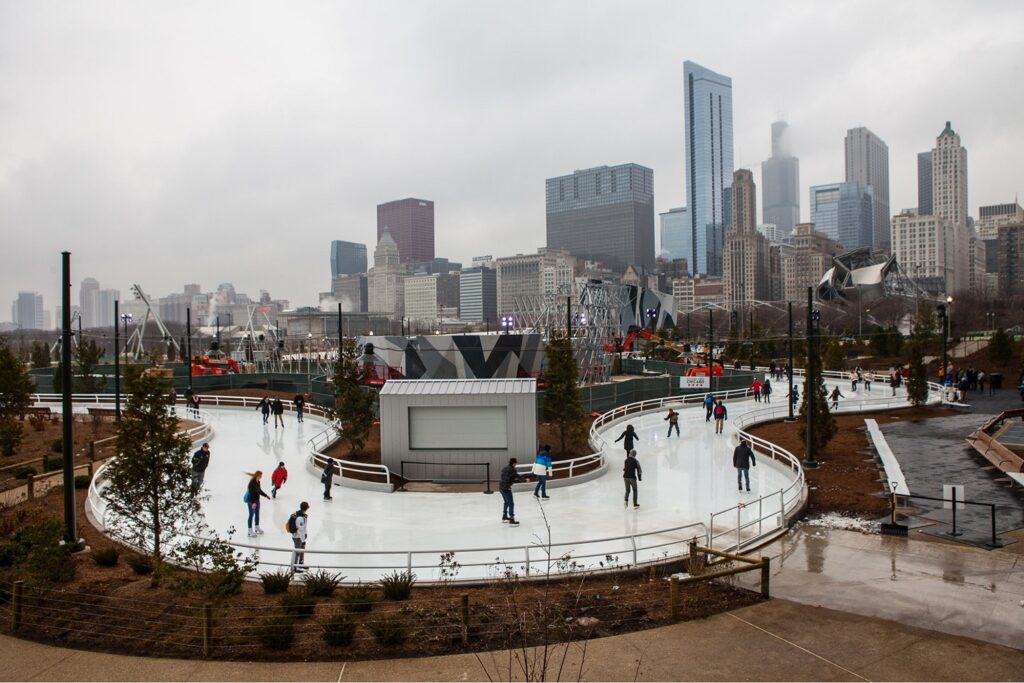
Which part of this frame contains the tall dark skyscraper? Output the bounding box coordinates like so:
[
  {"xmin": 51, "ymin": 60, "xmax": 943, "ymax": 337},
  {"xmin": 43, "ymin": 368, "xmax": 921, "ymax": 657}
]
[
  {"xmin": 545, "ymin": 163, "xmax": 655, "ymax": 271},
  {"xmin": 761, "ymin": 121, "xmax": 800, "ymax": 237},
  {"xmin": 377, "ymin": 198, "xmax": 435, "ymax": 264},
  {"xmin": 917, "ymin": 151, "xmax": 933, "ymax": 215},
  {"xmin": 684, "ymin": 61, "xmax": 733, "ymax": 276},
  {"xmin": 330, "ymin": 240, "xmax": 368, "ymax": 279},
  {"xmin": 844, "ymin": 127, "xmax": 890, "ymax": 251}
]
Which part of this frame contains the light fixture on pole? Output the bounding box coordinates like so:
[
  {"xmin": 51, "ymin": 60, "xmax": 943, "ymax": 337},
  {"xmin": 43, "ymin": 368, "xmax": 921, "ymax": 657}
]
[
  {"xmin": 500, "ymin": 315, "xmax": 514, "ymax": 334},
  {"xmin": 120, "ymin": 312, "xmax": 133, "ymax": 361}
]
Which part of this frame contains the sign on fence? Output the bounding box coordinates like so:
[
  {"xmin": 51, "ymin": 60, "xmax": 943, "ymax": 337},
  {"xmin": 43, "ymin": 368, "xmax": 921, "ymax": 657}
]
[
  {"xmin": 680, "ymin": 376, "xmax": 710, "ymax": 390},
  {"xmin": 942, "ymin": 484, "xmax": 966, "ymax": 510}
]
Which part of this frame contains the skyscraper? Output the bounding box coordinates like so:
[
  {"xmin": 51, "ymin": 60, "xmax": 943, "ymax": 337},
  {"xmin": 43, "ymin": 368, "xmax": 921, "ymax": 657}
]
[
  {"xmin": 330, "ymin": 240, "xmax": 368, "ymax": 280},
  {"xmin": 79, "ymin": 277, "xmax": 100, "ymax": 328},
  {"xmin": 97, "ymin": 289, "xmax": 119, "ymax": 327},
  {"xmin": 761, "ymin": 121, "xmax": 800, "ymax": 237},
  {"xmin": 844, "ymin": 127, "xmax": 890, "ymax": 251},
  {"xmin": 367, "ymin": 229, "xmax": 407, "ymax": 317},
  {"xmin": 684, "ymin": 61, "xmax": 734, "ymax": 276},
  {"xmin": 809, "ymin": 182, "xmax": 873, "ymax": 251},
  {"xmin": 12, "ymin": 291, "xmax": 44, "ymax": 330},
  {"xmin": 377, "ymin": 198, "xmax": 434, "ymax": 264},
  {"xmin": 658, "ymin": 207, "xmax": 690, "ymax": 265},
  {"xmin": 545, "ymin": 163, "xmax": 655, "ymax": 272},
  {"xmin": 459, "ymin": 267, "xmax": 497, "ymax": 323},
  {"xmin": 722, "ymin": 170, "xmax": 769, "ymax": 305},
  {"xmin": 917, "ymin": 151, "xmax": 933, "ymax": 215},
  {"xmin": 931, "ymin": 121, "xmax": 970, "ymax": 293}
]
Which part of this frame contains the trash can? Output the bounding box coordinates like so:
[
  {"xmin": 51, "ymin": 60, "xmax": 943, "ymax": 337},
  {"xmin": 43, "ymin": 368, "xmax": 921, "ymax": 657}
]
[{"xmin": 990, "ymin": 373, "xmax": 1002, "ymax": 390}]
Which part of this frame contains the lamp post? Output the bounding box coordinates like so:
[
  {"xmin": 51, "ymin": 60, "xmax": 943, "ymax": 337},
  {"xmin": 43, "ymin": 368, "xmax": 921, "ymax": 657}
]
[
  {"xmin": 500, "ymin": 315, "xmax": 514, "ymax": 335},
  {"xmin": 120, "ymin": 312, "xmax": 133, "ymax": 361},
  {"xmin": 803, "ymin": 286, "xmax": 820, "ymax": 469},
  {"xmin": 940, "ymin": 295, "xmax": 953, "ymax": 382},
  {"xmin": 114, "ymin": 299, "xmax": 121, "ymax": 423},
  {"xmin": 786, "ymin": 301, "xmax": 795, "ymax": 421}
]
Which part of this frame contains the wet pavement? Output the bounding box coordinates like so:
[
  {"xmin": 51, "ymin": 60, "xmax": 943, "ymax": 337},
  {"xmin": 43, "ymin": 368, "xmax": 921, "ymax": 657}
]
[
  {"xmin": 879, "ymin": 388, "xmax": 1024, "ymax": 546},
  {"xmin": 737, "ymin": 526, "xmax": 1024, "ymax": 650}
]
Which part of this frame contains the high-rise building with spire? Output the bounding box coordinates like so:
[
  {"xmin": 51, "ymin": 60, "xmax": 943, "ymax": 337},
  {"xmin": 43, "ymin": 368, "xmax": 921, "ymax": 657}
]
[
  {"xmin": 722, "ymin": 169, "xmax": 769, "ymax": 305},
  {"xmin": 761, "ymin": 121, "xmax": 800, "ymax": 237}
]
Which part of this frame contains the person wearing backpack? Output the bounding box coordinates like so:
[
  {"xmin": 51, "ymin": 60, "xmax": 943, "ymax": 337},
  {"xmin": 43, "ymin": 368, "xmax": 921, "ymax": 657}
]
[
  {"xmin": 288, "ymin": 501, "xmax": 310, "ymax": 572},
  {"xmin": 321, "ymin": 458, "xmax": 337, "ymax": 500},
  {"xmin": 271, "ymin": 461, "xmax": 288, "ymax": 499},
  {"xmin": 664, "ymin": 409, "xmax": 680, "ymax": 437},
  {"xmin": 713, "ymin": 399, "xmax": 728, "ymax": 435},
  {"xmin": 703, "ymin": 393, "xmax": 715, "ymax": 422}
]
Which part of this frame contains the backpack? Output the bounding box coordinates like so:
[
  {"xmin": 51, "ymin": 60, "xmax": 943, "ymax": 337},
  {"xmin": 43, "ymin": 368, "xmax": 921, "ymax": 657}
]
[{"xmin": 286, "ymin": 512, "xmax": 300, "ymax": 534}]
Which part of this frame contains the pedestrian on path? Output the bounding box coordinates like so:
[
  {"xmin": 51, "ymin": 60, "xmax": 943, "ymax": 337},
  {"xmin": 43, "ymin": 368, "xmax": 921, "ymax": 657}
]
[
  {"xmin": 257, "ymin": 396, "xmax": 271, "ymax": 424},
  {"xmin": 293, "ymin": 393, "xmax": 306, "ymax": 423},
  {"xmin": 664, "ymin": 409, "xmax": 680, "ymax": 437},
  {"xmin": 499, "ymin": 457, "xmax": 526, "ymax": 525},
  {"xmin": 713, "ymin": 400, "xmax": 728, "ymax": 435},
  {"xmin": 623, "ymin": 449, "xmax": 642, "ymax": 508},
  {"xmin": 321, "ymin": 458, "xmax": 337, "ymax": 500},
  {"xmin": 829, "ymin": 386, "xmax": 844, "ymax": 410},
  {"xmin": 732, "ymin": 438, "xmax": 756, "ymax": 492},
  {"xmin": 762, "ymin": 378, "xmax": 772, "ymax": 403},
  {"xmin": 244, "ymin": 471, "xmax": 271, "ymax": 537},
  {"xmin": 272, "ymin": 398, "xmax": 285, "ymax": 428},
  {"xmin": 532, "ymin": 445, "xmax": 552, "ymax": 499},
  {"xmin": 288, "ymin": 501, "xmax": 310, "ymax": 572},
  {"xmin": 703, "ymin": 394, "xmax": 715, "ymax": 422},
  {"xmin": 191, "ymin": 443, "xmax": 211, "ymax": 492},
  {"xmin": 750, "ymin": 378, "xmax": 763, "ymax": 403},
  {"xmin": 614, "ymin": 424, "xmax": 639, "ymax": 453},
  {"xmin": 271, "ymin": 461, "xmax": 288, "ymax": 498}
]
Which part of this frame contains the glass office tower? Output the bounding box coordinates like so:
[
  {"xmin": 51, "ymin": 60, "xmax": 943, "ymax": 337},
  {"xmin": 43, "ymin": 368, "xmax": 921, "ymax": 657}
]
[
  {"xmin": 684, "ymin": 61, "xmax": 734, "ymax": 276},
  {"xmin": 810, "ymin": 182, "xmax": 874, "ymax": 251}
]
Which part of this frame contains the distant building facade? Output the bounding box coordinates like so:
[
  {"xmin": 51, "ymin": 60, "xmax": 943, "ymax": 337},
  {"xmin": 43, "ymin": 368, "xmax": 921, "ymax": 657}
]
[
  {"xmin": 12, "ymin": 291, "xmax": 43, "ymax": 330},
  {"xmin": 330, "ymin": 240, "xmax": 368, "ymax": 280},
  {"xmin": 997, "ymin": 223, "xmax": 1024, "ymax": 299},
  {"xmin": 844, "ymin": 127, "xmax": 890, "ymax": 251},
  {"xmin": 377, "ymin": 198, "xmax": 435, "ymax": 264},
  {"xmin": 782, "ymin": 223, "xmax": 842, "ymax": 303},
  {"xmin": 459, "ymin": 267, "xmax": 497, "ymax": 323},
  {"xmin": 367, "ymin": 229, "xmax": 407, "ymax": 317},
  {"xmin": 722, "ymin": 169, "xmax": 769, "ymax": 305},
  {"xmin": 810, "ymin": 182, "xmax": 873, "ymax": 251},
  {"xmin": 495, "ymin": 248, "xmax": 574, "ymax": 316},
  {"xmin": 659, "ymin": 206, "xmax": 691, "ymax": 265},
  {"xmin": 761, "ymin": 121, "xmax": 800, "ymax": 238},
  {"xmin": 917, "ymin": 151, "xmax": 933, "ymax": 216},
  {"xmin": 891, "ymin": 212, "xmax": 957, "ymax": 295},
  {"xmin": 332, "ymin": 274, "xmax": 368, "ymax": 313}
]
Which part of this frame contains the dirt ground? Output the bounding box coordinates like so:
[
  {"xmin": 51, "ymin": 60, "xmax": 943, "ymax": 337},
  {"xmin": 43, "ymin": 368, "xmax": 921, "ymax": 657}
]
[
  {"xmin": 1, "ymin": 418, "xmax": 118, "ymax": 490},
  {"xmin": 747, "ymin": 405, "xmax": 957, "ymax": 518},
  {"xmin": 0, "ymin": 487, "xmax": 762, "ymax": 662}
]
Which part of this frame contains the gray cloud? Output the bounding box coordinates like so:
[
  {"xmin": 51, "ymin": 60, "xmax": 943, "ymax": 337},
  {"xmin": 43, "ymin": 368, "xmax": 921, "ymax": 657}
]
[{"xmin": 2, "ymin": 0, "xmax": 1023, "ymax": 316}]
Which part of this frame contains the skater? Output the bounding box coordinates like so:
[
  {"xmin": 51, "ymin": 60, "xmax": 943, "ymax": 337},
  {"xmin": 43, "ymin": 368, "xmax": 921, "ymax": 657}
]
[
  {"xmin": 703, "ymin": 393, "xmax": 715, "ymax": 422},
  {"xmin": 750, "ymin": 378, "xmax": 762, "ymax": 403},
  {"xmin": 789, "ymin": 385, "xmax": 800, "ymax": 410},
  {"xmin": 532, "ymin": 445, "xmax": 553, "ymax": 499},
  {"xmin": 864, "ymin": 371, "xmax": 873, "ymax": 392},
  {"xmin": 499, "ymin": 457, "xmax": 526, "ymax": 525},
  {"xmin": 271, "ymin": 461, "xmax": 288, "ymax": 498},
  {"xmin": 762, "ymin": 378, "xmax": 772, "ymax": 403},
  {"xmin": 978, "ymin": 370, "xmax": 986, "ymax": 395},
  {"xmin": 623, "ymin": 449, "xmax": 642, "ymax": 508},
  {"xmin": 188, "ymin": 392, "xmax": 202, "ymax": 416},
  {"xmin": 256, "ymin": 396, "xmax": 271, "ymax": 424},
  {"xmin": 321, "ymin": 457, "xmax": 337, "ymax": 500},
  {"xmin": 614, "ymin": 424, "xmax": 639, "ymax": 454},
  {"xmin": 733, "ymin": 438, "xmax": 756, "ymax": 492},
  {"xmin": 169, "ymin": 388, "xmax": 177, "ymax": 415},
  {"xmin": 293, "ymin": 393, "xmax": 306, "ymax": 423},
  {"xmin": 713, "ymin": 399, "xmax": 728, "ymax": 435},
  {"xmin": 272, "ymin": 397, "xmax": 285, "ymax": 428},
  {"xmin": 190, "ymin": 442, "xmax": 211, "ymax": 492},
  {"xmin": 850, "ymin": 371, "xmax": 859, "ymax": 392},
  {"xmin": 288, "ymin": 501, "xmax": 310, "ymax": 572},
  {"xmin": 829, "ymin": 386, "xmax": 844, "ymax": 410},
  {"xmin": 890, "ymin": 371, "xmax": 899, "ymax": 396},
  {"xmin": 664, "ymin": 408, "xmax": 680, "ymax": 437},
  {"xmin": 244, "ymin": 471, "xmax": 271, "ymax": 537}
]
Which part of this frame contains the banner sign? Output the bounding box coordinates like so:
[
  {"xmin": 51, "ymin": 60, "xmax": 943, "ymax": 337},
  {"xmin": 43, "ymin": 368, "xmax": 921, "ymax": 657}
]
[{"xmin": 680, "ymin": 375, "xmax": 710, "ymax": 390}]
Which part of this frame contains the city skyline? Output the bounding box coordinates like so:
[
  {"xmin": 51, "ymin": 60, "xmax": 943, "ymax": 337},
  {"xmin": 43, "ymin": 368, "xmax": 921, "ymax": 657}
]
[{"xmin": 2, "ymin": 1, "xmax": 1023, "ymax": 311}]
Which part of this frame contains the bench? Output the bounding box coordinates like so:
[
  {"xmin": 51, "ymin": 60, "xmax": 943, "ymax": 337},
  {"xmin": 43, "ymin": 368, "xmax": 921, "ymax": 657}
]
[
  {"xmin": 21, "ymin": 407, "xmax": 52, "ymax": 419},
  {"xmin": 87, "ymin": 407, "xmax": 120, "ymax": 421}
]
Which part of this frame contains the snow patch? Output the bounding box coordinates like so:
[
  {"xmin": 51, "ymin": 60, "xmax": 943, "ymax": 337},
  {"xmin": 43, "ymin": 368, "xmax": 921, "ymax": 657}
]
[{"xmin": 794, "ymin": 512, "xmax": 880, "ymax": 534}]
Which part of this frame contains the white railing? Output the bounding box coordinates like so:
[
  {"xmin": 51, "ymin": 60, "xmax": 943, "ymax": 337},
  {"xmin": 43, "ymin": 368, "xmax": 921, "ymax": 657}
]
[{"xmin": 306, "ymin": 425, "xmax": 393, "ymax": 486}]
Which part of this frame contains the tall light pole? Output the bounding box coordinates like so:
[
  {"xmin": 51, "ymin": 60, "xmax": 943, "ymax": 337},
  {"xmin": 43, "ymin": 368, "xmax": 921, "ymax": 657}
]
[
  {"xmin": 120, "ymin": 312, "xmax": 133, "ymax": 361},
  {"xmin": 803, "ymin": 287, "xmax": 820, "ymax": 469},
  {"xmin": 114, "ymin": 300, "xmax": 121, "ymax": 422},
  {"xmin": 787, "ymin": 301, "xmax": 795, "ymax": 422}
]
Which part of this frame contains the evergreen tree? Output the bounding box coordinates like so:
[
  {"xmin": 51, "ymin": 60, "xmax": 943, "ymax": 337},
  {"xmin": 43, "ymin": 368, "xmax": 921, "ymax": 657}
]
[
  {"xmin": 989, "ymin": 327, "xmax": 1013, "ymax": 366},
  {"xmin": 543, "ymin": 332, "xmax": 587, "ymax": 454},
  {"xmin": 30, "ymin": 341, "xmax": 51, "ymax": 369},
  {"xmin": 0, "ymin": 337, "xmax": 34, "ymax": 456},
  {"xmin": 797, "ymin": 337, "xmax": 837, "ymax": 456},
  {"xmin": 75, "ymin": 338, "xmax": 107, "ymax": 392},
  {"xmin": 332, "ymin": 338, "xmax": 376, "ymax": 455},
  {"xmin": 820, "ymin": 337, "xmax": 845, "ymax": 371},
  {"xmin": 911, "ymin": 306, "xmax": 937, "ymax": 355},
  {"xmin": 906, "ymin": 340, "xmax": 929, "ymax": 406},
  {"xmin": 101, "ymin": 372, "xmax": 198, "ymax": 580}
]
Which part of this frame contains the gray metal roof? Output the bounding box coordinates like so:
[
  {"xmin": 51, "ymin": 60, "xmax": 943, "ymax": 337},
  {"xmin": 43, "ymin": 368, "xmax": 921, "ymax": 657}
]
[{"xmin": 379, "ymin": 379, "xmax": 537, "ymax": 396}]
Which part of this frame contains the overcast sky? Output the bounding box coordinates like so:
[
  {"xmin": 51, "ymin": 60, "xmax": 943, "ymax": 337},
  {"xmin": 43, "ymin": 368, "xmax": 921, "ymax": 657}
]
[{"xmin": 2, "ymin": 0, "xmax": 1023, "ymax": 317}]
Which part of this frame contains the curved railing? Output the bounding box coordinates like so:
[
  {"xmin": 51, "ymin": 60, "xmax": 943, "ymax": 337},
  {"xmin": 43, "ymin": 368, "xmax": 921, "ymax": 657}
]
[{"xmin": 306, "ymin": 424, "xmax": 393, "ymax": 487}]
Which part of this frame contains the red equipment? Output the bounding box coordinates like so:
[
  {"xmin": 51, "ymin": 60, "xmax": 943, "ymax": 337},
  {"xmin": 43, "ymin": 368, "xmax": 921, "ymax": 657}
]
[{"xmin": 191, "ymin": 355, "xmax": 240, "ymax": 376}]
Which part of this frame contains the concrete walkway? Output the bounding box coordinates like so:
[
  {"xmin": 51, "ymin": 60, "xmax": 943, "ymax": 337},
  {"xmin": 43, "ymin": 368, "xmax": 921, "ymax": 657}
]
[
  {"xmin": 737, "ymin": 527, "xmax": 1024, "ymax": 650},
  {"xmin": 2, "ymin": 598, "xmax": 1021, "ymax": 681}
]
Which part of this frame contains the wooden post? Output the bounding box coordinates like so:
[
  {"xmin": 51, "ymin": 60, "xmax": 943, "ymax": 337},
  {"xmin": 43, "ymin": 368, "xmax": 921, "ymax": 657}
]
[
  {"xmin": 11, "ymin": 581, "xmax": 24, "ymax": 632},
  {"xmin": 89, "ymin": 441, "xmax": 95, "ymax": 461},
  {"xmin": 25, "ymin": 474, "xmax": 35, "ymax": 501},
  {"xmin": 460, "ymin": 593, "xmax": 470, "ymax": 645},
  {"xmin": 669, "ymin": 576, "xmax": 680, "ymax": 622},
  {"xmin": 688, "ymin": 539, "xmax": 704, "ymax": 576},
  {"xmin": 201, "ymin": 603, "xmax": 212, "ymax": 657},
  {"xmin": 87, "ymin": 461, "xmax": 94, "ymax": 478},
  {"xmin": 760, "ymin": 558, "xmax": 771, "ymax": 599}
]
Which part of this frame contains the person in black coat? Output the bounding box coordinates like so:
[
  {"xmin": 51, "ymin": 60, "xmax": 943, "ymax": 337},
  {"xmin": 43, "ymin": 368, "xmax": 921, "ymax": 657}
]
[
  {"xmin": 271, "ymin": 398, "xmax": 285, "ymax": 428},
  {"xmin": 321, "ymin": 458, "xmax": 338, "ymax": 500},
  {"xmin": 732, "ymin": 439, "xmax": 756, "ymax": 492},
  {"xmin": 293, "ymin": 393, "xmax": 306, "ymax": 423},
  {"xmin": 256, "ymin": 397, "xmax": 271, "ymax": 424},
  {"xmin": 245, "ymin": 471, "xmax": 272, "ymax": 536},
  {"xmin": 614, "ymin": 424, "xmax": 639, "ymax": 453},
  {"xmin": 623, "ymin": 450, "xmax": 642, "ymax": 508},
  {"xmin": 498, "ymin": 457, "xmax": 527, "ymax": 525}
]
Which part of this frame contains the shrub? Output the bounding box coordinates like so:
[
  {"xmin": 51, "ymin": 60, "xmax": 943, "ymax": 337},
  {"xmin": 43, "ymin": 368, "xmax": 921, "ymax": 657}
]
[
  {"xmin": 50, "ymin": 438, "xmax": 63, "ymax": 453},
  {"xmin": 321, "ymin": 613, "xmax": 357, "ymax": 646},
  {"xmin": 378, "ymin": 570, "xmax": 416, "ymax": 601},
  {"xmin": 169, "ymin": 537, "xmax": 257, "ymax": 599},
  {"xmin": 340, "ymin": 582, "xmax": 376, "ymax": 613},
  {"xmin": 13, "ymin": 466, "xmax": 36, "ymax": 480},
  {"xmin": 44, "ymin": 457, "xmax": 63, "ymax": 471},
  {"xmin": 0, "ymin": 542, "xmax": 25, "ymax": 568},
  {"xmin": 259, "ymin": 569, "xmax": 293, "ymax": 595},
  {"xmin": 74, "ymin": 475, "xmax": 91, "ymax": 489},
  {"xmin": 367, "ymin": 614, "xmax": 407, "ymax": 646},
  {"xmin": 303, "ymin": 569, "xmax": 343, "ymax": 597},
  {"xmin": 203, "ymin": 569, "xmax": 245, "ymax": 599},
  {"xmin": 28, "ymin": 543, "xmax": 76, "ymax": 583},
  {"xmin": 280, "ymin": 592, "xmax": 317, "ymax": 619},
  {"xmin": 126, "ymin": 554, "xmax": 154, "ymax": 575},
  {"xmin": 255, "ymin": 614, "xmax": 295, "ymax": 650},
  {"xmin": 27, "ymin": 415, "xmax": 46, "ymax": 432},
  {"xmin": 92, "ymin": 547, "xmax": 120, "ymax": 567}
]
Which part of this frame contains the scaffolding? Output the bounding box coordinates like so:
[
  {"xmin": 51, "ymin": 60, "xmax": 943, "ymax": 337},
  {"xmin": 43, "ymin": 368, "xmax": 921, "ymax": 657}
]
[{"xmin": 126, "ymin": 284, "xmax": 180, "ymax": 360}]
